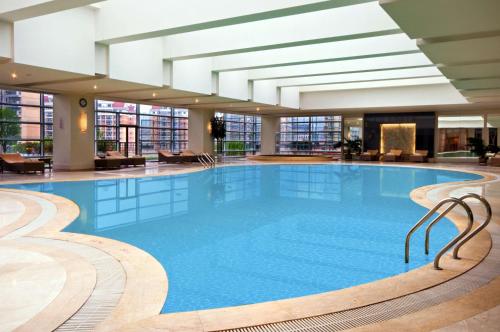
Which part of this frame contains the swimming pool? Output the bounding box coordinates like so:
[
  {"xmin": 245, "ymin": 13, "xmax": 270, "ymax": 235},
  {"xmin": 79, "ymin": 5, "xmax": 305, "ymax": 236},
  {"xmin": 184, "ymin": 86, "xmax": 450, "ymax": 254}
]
[{"xmin": 4, "ymin": 164, "xmax": 481, "ymax": 313}]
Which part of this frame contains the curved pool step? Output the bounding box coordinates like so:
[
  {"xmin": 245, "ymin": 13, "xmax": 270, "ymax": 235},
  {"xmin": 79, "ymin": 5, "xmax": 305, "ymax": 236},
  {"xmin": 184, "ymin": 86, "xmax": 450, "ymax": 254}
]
[
  {"xmin": 0, "ymin": 189, "xmax": 57, "ymax": 239},
  {"xmin": 16, "ymin": 237, "xmax": 126, "ymax": 332}
]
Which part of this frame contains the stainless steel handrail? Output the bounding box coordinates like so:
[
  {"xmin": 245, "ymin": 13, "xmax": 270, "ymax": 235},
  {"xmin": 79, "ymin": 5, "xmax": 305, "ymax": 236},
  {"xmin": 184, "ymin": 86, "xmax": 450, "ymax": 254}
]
[
  {"xmin": 203, "ymin": 153, "xmax": 216, "ymax": 166},
  {"xmin": 452, "ymin": 194, "xmax": 491, "ymax": 259},
  {"xmin": 197, "ymin": 153, "xmax": 216, "ymax": 168},
  {"xmin": 404, "ymin": 197, "xmax": 474, "ymax": 269},
  {"xmin": 425, "ymin": 193, "xmax": 491, "ymax": 259},
  {"xmin": 197, "ymin": 155, "xmax": 209, "ymax": 168}
]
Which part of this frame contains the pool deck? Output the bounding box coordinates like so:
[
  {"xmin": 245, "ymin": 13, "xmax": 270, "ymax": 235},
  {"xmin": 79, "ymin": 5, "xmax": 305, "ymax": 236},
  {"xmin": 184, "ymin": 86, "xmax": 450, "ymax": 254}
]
[{"xmin": 0, "ymin": 160, "xmax": 499, "ymax": 331}]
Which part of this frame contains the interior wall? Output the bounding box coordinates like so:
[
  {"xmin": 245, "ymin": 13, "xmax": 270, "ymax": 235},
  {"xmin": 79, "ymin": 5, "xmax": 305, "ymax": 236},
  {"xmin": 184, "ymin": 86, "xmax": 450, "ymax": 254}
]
[{"xmin": 364, "ymin": 112, "xmax": 436, "ymax": 156}]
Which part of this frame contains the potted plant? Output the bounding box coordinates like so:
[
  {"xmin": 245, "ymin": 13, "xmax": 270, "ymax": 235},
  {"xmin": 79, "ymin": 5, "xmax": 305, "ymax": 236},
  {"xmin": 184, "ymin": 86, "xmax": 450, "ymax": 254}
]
[
  {"xmin": 467, "ymin": 137, "xmax": 489, "ymax": 164},
  {"xmin": 341, "ymin": 138, "xmax": 362, "ymax": 160},
  {"xmin": 210, "ymin": 116, "xmax": 226, "ymax": 160}
]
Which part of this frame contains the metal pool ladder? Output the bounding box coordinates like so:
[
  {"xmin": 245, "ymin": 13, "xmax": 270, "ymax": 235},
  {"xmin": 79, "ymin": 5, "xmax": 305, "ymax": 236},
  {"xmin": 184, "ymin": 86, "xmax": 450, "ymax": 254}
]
[
  {"xmin": 197, "ymin": 153, "xmax": 216, "ymax": 168},
  {"xmin": 405, "ymin": 193, "xmax": 491, "ymax": 270}
]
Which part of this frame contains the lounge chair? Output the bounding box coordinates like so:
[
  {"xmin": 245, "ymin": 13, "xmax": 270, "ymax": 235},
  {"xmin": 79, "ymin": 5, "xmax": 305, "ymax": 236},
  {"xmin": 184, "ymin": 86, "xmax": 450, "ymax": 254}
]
[
  {"xmin": 179, "ymin": 150, "xmax": 199, "ymax": 163},
  {"xmin": 94, "ymin": 156, "xmax": 122, "ymax": 170},
  {"xmin": 384, "ymin": 149, "xmax": 403, "ymax": 162},
  {"xmin": 359, "ymin": 149, "xmax": 380, "ymax": 161},
  {"xmin": 409, "ymin": 150, "xmax": 429, "ymax": 163},
  {"xmin": 158, "ymin": 150, "xmax": 183, "ymax": 164},
  {"xmin": 0, "ymin": 153, "xmax": 45, "ymax": 173},
  {"xmin": 487, "ymin": 153, "xmax": 500, "ymax": 167},
  {"xmin": 106, "ymin": 151, "xmax": 146, "ymax": 167}
]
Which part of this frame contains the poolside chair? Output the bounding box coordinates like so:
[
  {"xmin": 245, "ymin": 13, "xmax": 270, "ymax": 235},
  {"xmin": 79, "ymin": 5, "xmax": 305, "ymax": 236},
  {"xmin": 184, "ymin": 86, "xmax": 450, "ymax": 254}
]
[
  {"xmin": 487, "ymin": 153, "xmax": 500, "ymax": 167},
  {"xmin": 158, "ymin": 150, "xmax": 183, "ymax": 164},
  {"xmin": 179, "ymin": 150, "xmax": 199, "ymax": 163},
  {"xmin": 384, "ymin": 149, "xmax": 403, "ymax": 162},
  {"xmin": 94, "ymin": 156, "xmax": 122, "ymax": 170},
  {"xmin": 409, "ymin": 150, "xmax": 429, "ymax": 163},
  {"xmin": 0, "ymin": 153, "xmax": 45, "ymax": 174},
  {"xmin": 106, "ymin": 151, "xmax": 146, "ymax": 167},
  {"xmin": 359, "ymin": 149, "xmax": 380, "ymax": 161}
]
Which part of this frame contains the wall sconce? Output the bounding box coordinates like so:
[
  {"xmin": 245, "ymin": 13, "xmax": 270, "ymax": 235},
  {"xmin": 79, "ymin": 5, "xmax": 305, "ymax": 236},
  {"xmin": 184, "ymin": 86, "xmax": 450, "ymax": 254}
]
[
  {"xmin": 79, "ymin": 111, "xmax": 88, "ymax": 133},
  {"xmin": 207, "ymin": 122, "xmax": 212, "ymax": 134}
]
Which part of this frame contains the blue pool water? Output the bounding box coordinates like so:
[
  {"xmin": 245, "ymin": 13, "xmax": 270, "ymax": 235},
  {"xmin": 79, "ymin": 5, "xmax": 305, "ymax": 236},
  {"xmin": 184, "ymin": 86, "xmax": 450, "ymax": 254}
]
[{"xmin": 3, "ymin": 165, "xmax": 481, "ymax": 313}]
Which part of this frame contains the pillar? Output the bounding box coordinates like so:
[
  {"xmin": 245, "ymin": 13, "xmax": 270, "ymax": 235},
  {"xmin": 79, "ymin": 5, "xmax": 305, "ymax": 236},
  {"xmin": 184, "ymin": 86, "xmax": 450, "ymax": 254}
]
[
  {"xmin": 53, "ymin": 94, "xmax": 95, "ymax": 171},
  {"xmin": 261, "ymin": 115, "xmax": 280, "ymax": 155},
  {"xmin": 483, "ymin": 113, "xmax": 489, "ymax": 145},
  {"xmin": 188, "ymin": 109, "xmax": 214, "ymax": 153}
]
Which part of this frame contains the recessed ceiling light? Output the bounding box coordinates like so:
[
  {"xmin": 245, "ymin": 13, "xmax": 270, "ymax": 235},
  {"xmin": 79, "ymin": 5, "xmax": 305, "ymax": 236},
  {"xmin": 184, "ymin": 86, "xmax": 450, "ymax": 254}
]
[{"xmin": 11, "ymin": 73, "xmax": 17, "ymax": 79}]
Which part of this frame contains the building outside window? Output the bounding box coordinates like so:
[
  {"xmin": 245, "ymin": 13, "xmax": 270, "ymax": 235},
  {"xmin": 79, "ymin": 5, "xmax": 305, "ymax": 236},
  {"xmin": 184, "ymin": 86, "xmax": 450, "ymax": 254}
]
[
  {"xmin": 0, "ymin": 89, "xmax": 53, "ymax": 156},
  {"xmin": 215, "ymin": 112, "xmax": 261, "ymax": 156},
  {"xmin": 277, "ymin": 116, "xmax": 342, "ymax": 154},
  {"xmin": 95, "ymin": 100, "xmax": 188, "ymax": 159}
]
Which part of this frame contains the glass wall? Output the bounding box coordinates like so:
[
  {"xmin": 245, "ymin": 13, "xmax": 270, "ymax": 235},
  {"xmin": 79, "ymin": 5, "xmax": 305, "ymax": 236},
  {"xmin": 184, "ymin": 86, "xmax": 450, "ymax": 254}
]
[
  {"xmin": 215, "ymin": 112, "xmax": 261, "ymax": 156},
  {"xmin": 95, "ymin": 100, "xmax": 188, "ymax": 159},
  {"xmin": 0, "ymin": 89, "xmax": 53, "ymax": 156},
  {"xmin": 437, "ymin": 115, "xmax": 483, "ymax": 157},
  {"xmin": 277, "ymin": 116, "xmax": 342, "ymax": 154}
]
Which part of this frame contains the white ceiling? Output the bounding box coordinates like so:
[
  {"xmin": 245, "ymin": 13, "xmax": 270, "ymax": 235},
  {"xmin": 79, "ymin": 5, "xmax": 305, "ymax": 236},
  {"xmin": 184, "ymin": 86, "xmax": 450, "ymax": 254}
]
[{"xmin": 0, "ymin": 0, "xmax": 498, "ymax": 115}]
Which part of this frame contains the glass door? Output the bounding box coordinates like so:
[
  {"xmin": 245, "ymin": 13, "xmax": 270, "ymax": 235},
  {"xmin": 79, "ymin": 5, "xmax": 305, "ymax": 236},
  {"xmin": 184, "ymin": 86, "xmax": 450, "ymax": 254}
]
[{"xmin": 119, "ymin": 125, "xmax": 137, "ymax": 157}]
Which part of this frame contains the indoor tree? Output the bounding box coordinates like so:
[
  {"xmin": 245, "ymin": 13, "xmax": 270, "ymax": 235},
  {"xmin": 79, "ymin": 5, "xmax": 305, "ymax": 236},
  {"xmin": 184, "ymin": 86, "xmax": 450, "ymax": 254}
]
[
  {"xmin": 0, "ymin": 108, "xmax": 21, "ymax": 153},
  {"xmin": 210, "ymin": 116, "xmax": 226, "ymax": 156}
]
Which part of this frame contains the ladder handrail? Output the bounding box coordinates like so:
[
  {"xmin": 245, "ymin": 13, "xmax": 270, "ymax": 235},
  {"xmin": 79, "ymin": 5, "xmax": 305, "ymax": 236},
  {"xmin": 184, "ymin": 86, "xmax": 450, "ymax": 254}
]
[
  {"xmin": 452, "ymin": 194, "xmax": 491, "ymax": 259},
  {"xmin": 197, "ymin": 153, "xmax": 216, "ymax": 168},
  {"xmin": 405, "ymin": 197, "xmax": 473, "ymax": 265},
  {"xmin": 197, "ymin": 154, "xmax": 209, "ymax": 168},
  {"xmin": 425, "ymin": 193, "xmax": 491, "ymax": 259},
  {"xmin": 432, "ymin": 205, "xmax": 473, "ymax": 269},
  {"xmin": 203, "ymin": 153, "xmax": 215, "ymax": 166}
]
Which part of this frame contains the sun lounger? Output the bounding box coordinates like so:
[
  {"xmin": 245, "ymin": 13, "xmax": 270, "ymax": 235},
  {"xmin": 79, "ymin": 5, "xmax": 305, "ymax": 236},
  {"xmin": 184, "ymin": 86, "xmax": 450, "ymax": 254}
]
[{"xmin": 0, "ymin": 153, "xmax": 45, "ymax": 173}]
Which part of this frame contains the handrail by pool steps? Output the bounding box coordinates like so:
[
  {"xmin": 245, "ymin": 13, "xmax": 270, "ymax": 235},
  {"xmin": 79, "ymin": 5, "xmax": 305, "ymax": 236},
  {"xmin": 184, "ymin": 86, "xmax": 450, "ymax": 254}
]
[
  {"xmin": 197, "ymin": 153, "xmax": 216, "ymax": 168},
  {"xmin": 405, "ymin": 193, "xmax": 491, "ymax": 270}
]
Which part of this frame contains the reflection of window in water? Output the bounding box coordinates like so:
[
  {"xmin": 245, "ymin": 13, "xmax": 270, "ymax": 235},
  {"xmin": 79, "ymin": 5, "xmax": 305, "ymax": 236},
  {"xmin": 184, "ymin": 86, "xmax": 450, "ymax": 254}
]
[
  {"xmin": 95, "ymin": 176, "xmax": 189, "ymax": 230},
  {"xmin": 211, "ymin": 167, "xmax": 261, "ymax": 203},
  {"xmin": 379, "ymin": 168, "xmax": 417, "ymax": 198},
  {"xmin": 279, "ymin": 166, "xmax": 342, "ymax": 201}
]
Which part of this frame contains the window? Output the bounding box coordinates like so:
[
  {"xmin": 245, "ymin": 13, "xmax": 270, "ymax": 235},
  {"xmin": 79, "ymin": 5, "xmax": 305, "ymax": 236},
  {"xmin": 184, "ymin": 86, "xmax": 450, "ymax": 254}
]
[
  {"xmin": 437, "ymin": 116, "xmax": 484, "ymax": 157},
  {"xmin": 95, "ymin": 100, "xmax": 188, "ymax": 159},
  {"xmin": 0, "ymin": 90, "xmax": 53, "ymax": 156},
  {"xmin": 215, "ymin": 112, "xmax": 261, "ymax": 156},
  {"xmin": 277, "ymin": 116, "xmax": 342, "ymax": 154}
]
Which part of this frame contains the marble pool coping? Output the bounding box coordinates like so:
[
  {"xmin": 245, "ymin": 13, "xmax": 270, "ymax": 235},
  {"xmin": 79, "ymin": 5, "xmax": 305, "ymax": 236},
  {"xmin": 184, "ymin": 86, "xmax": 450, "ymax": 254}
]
[{"xmin": 0, "ymin": 162, "xmax": 498, "ymax": 331}]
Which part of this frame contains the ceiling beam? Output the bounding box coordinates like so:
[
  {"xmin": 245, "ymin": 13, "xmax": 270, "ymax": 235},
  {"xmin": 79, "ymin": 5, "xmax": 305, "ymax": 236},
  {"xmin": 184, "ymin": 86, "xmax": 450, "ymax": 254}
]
[
  {"xmin": 380, "ymin": 0, "xmax": 500, "ymax": 40},
  {"xmin": 95, "ymin": 0, "xmax": 375, "ymax": 44},
  {"xmin": 163, "ymin": 2, "xmax": 399, "ymax": 60},
  {"xmin": 275, "ymin": 67, "xmax": 443, "ymax": 87},
  {"xmin": 0, "ymin": 0, "xmax": 104, "ymax": 22},
  {"xmin": 211, "ymin": 34, "xmax": 420, "ymax": 72},
  {"xmin": 298, "ymin": 77, "xmax": 450, "ymax": 92},
  {"xmin": 247, "ymin": 53, "xmax": 433, "ymax": 80}
]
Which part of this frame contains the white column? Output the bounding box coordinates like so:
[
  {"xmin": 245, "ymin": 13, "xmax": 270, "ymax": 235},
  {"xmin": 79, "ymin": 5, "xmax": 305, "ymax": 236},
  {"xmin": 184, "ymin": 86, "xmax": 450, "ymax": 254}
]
[
  {"xmin": 53, "ymin": 94, "xmax": 95, "ymax": 171},
  {"xmin": 483, "ymin": 113, "xmax": 489, "ymax": 145},
  {"xmin": 188, "ymin": 109, "xmax": 214, "ymax": 153},
  {"xmin": 261, "ymin": 115, "xmax": 280, "ymax": 155}
]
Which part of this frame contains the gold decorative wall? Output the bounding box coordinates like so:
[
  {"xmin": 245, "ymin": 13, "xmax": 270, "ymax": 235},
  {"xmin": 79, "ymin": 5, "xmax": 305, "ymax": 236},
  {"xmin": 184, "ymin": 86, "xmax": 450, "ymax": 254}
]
[{"xmin": 380, "ymin": 123, "xmax": 416, "ymax": 154}]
